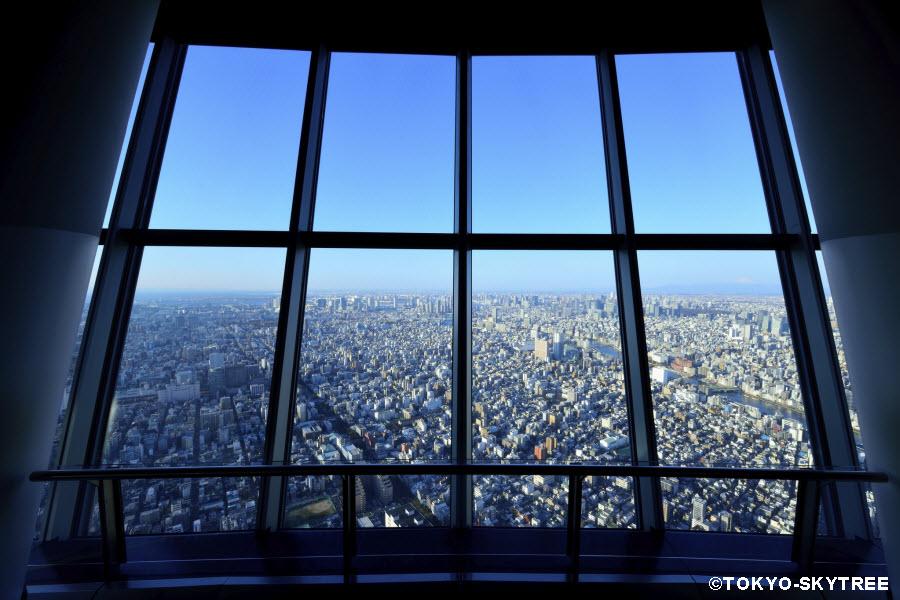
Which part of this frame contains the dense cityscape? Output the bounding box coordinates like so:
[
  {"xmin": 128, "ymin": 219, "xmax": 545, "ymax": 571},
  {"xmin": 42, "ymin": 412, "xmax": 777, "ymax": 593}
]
[{"xmin": 34, "ymin": 288, "xmax": 876, "ymax": 538}]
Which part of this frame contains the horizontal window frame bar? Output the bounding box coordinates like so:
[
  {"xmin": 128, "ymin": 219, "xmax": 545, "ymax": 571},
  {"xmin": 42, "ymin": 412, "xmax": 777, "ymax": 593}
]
[
  {"xmin": 152, "ymin": 1, "xmax": 771, "ymax": 56},
  {"xmin": 116, "ymin": 229, "xmax": 802, "ymax": 250},
  {"xmin": 142, "ymin": 42, "xmax": 770, "ymax": 58},
  {"xmin": 119, "ymin": 228, "xmax": 293, "ymax": 247},
  {"xmin": 31, "ymin": 463, "xmax": 886, "ymax": 483},
  {"xmin": 100, "ymin": 230, "xmax": 823, "ymax": 250}
]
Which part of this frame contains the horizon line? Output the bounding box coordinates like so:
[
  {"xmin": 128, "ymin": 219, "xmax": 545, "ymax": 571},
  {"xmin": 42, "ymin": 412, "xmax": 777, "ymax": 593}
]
[{"xmin": 132, "ymin": 288, "xmax": 799, "ymax": 297}]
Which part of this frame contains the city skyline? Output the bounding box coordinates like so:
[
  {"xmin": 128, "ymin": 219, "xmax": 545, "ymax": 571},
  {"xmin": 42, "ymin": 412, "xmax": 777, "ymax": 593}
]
[
  {"xmin": 121, "ymin": 249, "xmax": 836, "ymax": 296},
  {"xmin": 74, "ymin": 288, "xmax": 856, "ymax": 534},
  {"xmin": 39, "ymin": 273, "xmax": 871, "ymax": 537},
  {"xmin": 129, "ymin": 248, "xmax": 799, "ymax": 294}
]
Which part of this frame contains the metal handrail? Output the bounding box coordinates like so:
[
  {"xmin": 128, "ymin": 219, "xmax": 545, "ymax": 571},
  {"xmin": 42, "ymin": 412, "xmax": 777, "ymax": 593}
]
[
  {"xmin": 31, "ymin": 462, "xmax": 885, "ymax": 583},
  {"xmin": 31, "ymin": 462, "xmax": 886, "ymax": 483}
]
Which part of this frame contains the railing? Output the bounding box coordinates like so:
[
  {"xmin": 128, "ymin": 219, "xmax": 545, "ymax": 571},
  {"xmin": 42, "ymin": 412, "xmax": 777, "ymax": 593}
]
[{"xmin": 31, "ymin": 463, "xmax": 886, "ymax": 582}]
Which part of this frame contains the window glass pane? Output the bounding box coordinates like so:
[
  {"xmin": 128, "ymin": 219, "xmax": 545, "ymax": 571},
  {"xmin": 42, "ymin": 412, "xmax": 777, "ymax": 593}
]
[
  {"xmin": 283, "ymin": 475, "xmax": 343, "ymax": 529},
  {"xmin": 816, "ymin": 252, "xmax": 879, "ymax": 536},
  {"xmin": 104, "ymin": 44, "xmax": 154, "ymax": 227},
  {"xmin": 473, "ymin": 56, "xmax": 610, "ymax": 233},
  {"xmin": 472, "ymin": 251, "xmax": 627, "ymax": 464},
  {"xmin": 360, "ymin": 474, "xmax": 450, "ymax": 528},
  {"xmin": 639, "ymin": 251, "xmax": 810, "ymax": 534},
  {"xmin": 149, "ymin": 46, "xmax": 310, "ymax": 230},
  {"xmin": 474, "ymin": 474, "xmax": 568, "ymax": 527},
  {"xmin": 313, "ymin": 53, "xmax": 455, "ymax": 232},
  {"xmin": 284, "ymin": 474, "xmax": 451, "ymax": 530},
  {"xmin": 662, "ymin": 477, "xmax": 796, "ymax": 534},
  {"xmin": 581, "ymin": 476, "xmax": 636, "ymax": 529},
  {"xmin": 617, "ymin": 53, "xmax": 770, "ymax": 233},
  {"xmin": 292, "ymin": 249, "xmax": 453, "ymax": 466},
  {"xmin": 771, "ymin": 51, "xmax": 817, "ymax": 233},
  {"xmin": 91, "ymin": 476, "xmax": 260, "ymax": 535},
  {"xmin": 33, "ymin": 248, "xmax": 102, "ymax": 540},
  {"xmin": 102, "ymin": 247, "xmax": 285, "ymax": 534},
  {"xmin": 379, "ymin": 474, "xmax": 451, "ymax": 527},
  {"xmin": 640, "ymin": 251, "xmax": 810, "ymax": 466}
]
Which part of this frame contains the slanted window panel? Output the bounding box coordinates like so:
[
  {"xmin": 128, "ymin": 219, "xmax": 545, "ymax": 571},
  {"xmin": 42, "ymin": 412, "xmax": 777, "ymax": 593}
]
[
  {"xmin": 101, "ymin": 247, "xmax": 285, "ymax": 534},
  {"xmin": 472, "ymin": 56, "xmax": 611, "ymax": 233},
  {"xmin": 103, "ymin": 44, "xmax": 154, "ymax": 228},
  {"xmin": 474, "ymin": 475, "xmax": 568, "ymax": 528},
  {"xmin": 771, "ymin": 51, "xmax": 817, "ymax": 233},
  {"xmin": 639, "ymin": 251, "xmax": 810, "ymax": 534},
  {"xmin": 312, "ymin": 53, "xmax": 455, "ymax": 233},
  {"xmin": 816, "ymin": 252, "xmax": 879, "ymax": 537},
  {"xmin": 472, "ymin": 251, "xmax": 628, "ymax": 465},
  {"xmin": 292, "ymin": 249, "xmax": 453, "ymax": 466},
  {"xmin": 33, "ymin": 248, "xmax": 102, "ymax": 540},
  {"xmin": 581, "ymin": 476, "xmax": 637, "ymax": 529},
  {"xmin": 148, "ymin": 46, "xmax": 310, "ymax": 230},
  {"xmin": 616, "ymin": 52, "xmax": 771, "ymax": 233}
]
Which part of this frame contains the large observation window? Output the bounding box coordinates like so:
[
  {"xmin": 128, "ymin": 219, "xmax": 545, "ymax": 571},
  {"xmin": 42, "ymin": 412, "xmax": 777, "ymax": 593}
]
[{"xmin": 42, "ymin": 40, "xmax": 876, "ymax": 558}]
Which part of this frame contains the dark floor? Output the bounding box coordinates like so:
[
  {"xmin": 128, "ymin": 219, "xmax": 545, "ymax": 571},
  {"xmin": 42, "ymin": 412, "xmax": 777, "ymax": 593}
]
[{"xmin": 25, "ymin": 574, "xmax": 894, "ymax": 600}]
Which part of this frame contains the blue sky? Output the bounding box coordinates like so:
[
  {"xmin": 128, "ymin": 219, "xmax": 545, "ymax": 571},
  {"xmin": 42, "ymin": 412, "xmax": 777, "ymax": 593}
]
[
  {"xmin": 617, "ymin": 53, "xmax": 769, "ymax": 233},
  {"xmin": 111, "ymin": 46, "xmax": 818, "ymax": 294}
]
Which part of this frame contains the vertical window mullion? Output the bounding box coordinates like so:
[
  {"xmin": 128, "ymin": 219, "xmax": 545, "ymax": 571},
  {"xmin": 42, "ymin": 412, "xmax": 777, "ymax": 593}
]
[
  {"xmin": 259, "ymin": 46, "xmax": 330, "ymax": 531},
  {"xmin": 737, "ymin": 45, "xmax": 869, "ymax": 539},
  {"xmin": 45, "ymin": 38, "xmax": 188, "ymax": 540},
  {"xmin": 452, "ymin": 50, "xmax": 473, "ymax": 529},
  {"xmin": 595, "ymin": 50, "xmax": 663, "ymax": 532}
]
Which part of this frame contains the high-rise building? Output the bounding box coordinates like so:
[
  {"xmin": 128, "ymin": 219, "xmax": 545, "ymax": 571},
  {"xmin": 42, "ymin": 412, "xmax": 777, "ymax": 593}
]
[
  {"xmin": 552, "ymin": 331, "xmax": 566, "ymax": 360},
  {"xmin": 355, "ymin": 475, "xmax": 366, "ymax": 513},
  {"xmin": 719, "ymin": 510, "xmax": 733, "ymax": 533},
  {"xmin": 373, "ymin": 475, "xmax": 393, "ymax": 503},
  {"xmin": 691, "ymin": 496, "xmax": 707, "ymax": 529}
]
